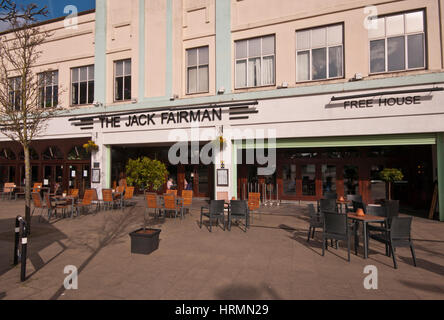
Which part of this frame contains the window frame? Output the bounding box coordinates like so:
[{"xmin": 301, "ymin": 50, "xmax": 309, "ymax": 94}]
[
  {"xmin": 234, "ymin": 34, "xmax": 276, "ymax": 89},
  {"xmin": 114, "ymin": 59, "xmax": 132, "ymax": 102},
  {"xmin": 38, "ymin": 70, "xmax": 58, "ymax": 109},
  {"xmin": 295, "ymin": 23, "xmax": 345, "ymax": 83},
  {"xmin": 368, "ymin": 9, "xmax": 426, "ymax": 75},
  {"xmin": 7, "ymin": 76, "xmax": 22, "ymax": 111},
  {"xmin": 70, "ymin": 65, "xmax": 95, "ymax": 106},
  {"xmin": 186, "ymin": 46, "xmax": 210, "ymax": 95}
]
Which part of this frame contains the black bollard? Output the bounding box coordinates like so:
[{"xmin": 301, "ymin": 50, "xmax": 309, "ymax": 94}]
[
  {"xmin": 20, "ymin": 220, "xmax": 28, "ymax": 282},
  {"xmin": 14, "ymin": 216, "xmax": 21, "ymax": 265}
]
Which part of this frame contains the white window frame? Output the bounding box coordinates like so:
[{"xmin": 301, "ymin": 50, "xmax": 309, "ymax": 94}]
[
  {"xmin": 71, "ymin": 65, "xmax": 94, "ymax": 106},
  {"xmin": 368, "ymin": 10, "xmax": 426, "ymax": 74},
  {"xmin": 8, "ymin": 76, "xmax": 21, "ymax": 111},
  {"xmin": 235, "ymin": 35, "xmax": 276, "ymax": 89},
  {"xmin": 296, "ymin": 24, "xmax": 344, "ymax": 82},
  {"xmin": 186, "ymin": 46, "xmax": 209, "ymax": 94},
  {"xmin": 114, "ymin": 59, "xmax": 132, "ymax": 102},
  {"xmin": 38, "ymin": 70, "xmax": 58, "ymax": 109}
]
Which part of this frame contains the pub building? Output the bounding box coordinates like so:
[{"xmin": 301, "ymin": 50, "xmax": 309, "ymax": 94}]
[{"xmin": 0, "ymin": 0, "xmax": 443, "ymax": 221}]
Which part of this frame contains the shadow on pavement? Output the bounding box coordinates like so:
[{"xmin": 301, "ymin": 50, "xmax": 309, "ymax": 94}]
[
  {"xmin": 0, "ymin": 215, "xmax": 68, "ymax": 280},
  {"xmin": 215, "ymin": 283, "xmax": 282, "ymax": 300}
]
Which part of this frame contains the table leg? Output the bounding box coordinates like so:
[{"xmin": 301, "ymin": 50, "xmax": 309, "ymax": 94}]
[{"xmin": 363, "ymin": 222, "xmax": 368, "ymax": 259}]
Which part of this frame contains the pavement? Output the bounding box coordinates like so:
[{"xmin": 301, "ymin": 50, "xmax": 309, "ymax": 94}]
[{"xmin": 0, "ymin": 198, "xmax": 443, "ymax": 300}]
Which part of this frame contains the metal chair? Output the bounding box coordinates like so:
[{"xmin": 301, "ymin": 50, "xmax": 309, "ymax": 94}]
[
  {"xmin": 32, "ymin": 192, "xmax": 49, "ymax": 222},
  {"xmin": 323, "ymin": 192, "xmax": 337, "ymax": 199},
  {"xmin": 102, "ymin": 189, "xmax": 117, "ymax": 210},
  {"xmin": 74, "ymin": 189, "xmax": 94, "ymax": 215},
  {"xmin": 228, "ymin": 200, "xmax": 249, "ymax": 232},
  {"xmin": 322, "ymin": 211, "xmax": 354, "ymax": 262},
  {"xmin": 345, "ymin": 194, "xmax": 362, "ymax": 212},
  {"xmin": 369, "ymin": 217, "xmax": 417, "ymax": 269},
  {"xmin": 0, "ymin": 182, "xmax": 15, "ymax": 200},
  {"xmin": 164, "ymin": 193, "xmax": 182, "ymax": 219},
  {"xmin": 307, "ymin": 203, "xmax": 323, "ymax": 242},
  {"xmin": 319, "ymin": 198, "xmax": 337, "ymax": 213},
  {"xmin": 182, "ymin": 190, "xmax": 193, "ymax": 215},
  {"xmin": 122, "ymin": 186, "xmax": 136, "ymax": 208},
  {"xmin": 200, "ymin": 200, "xmax": 225, "ymax": 232},
  {"xmin": 145, "ymin": 192, "xmax": 162, "ymax": 219},
  {"xmin": 248, "ymin": 192, "xmax": 260, "ymax": 222}
]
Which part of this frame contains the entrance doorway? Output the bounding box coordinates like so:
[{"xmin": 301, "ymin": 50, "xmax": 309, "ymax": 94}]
[{"xmin": 67, "ymin": 164, "xmax": 91, "ymax": 195}]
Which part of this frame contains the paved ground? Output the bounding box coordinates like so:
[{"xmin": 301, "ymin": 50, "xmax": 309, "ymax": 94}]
[{"xmin": 0, "ymin": 198, "xmax": 443, "ymax": 300}]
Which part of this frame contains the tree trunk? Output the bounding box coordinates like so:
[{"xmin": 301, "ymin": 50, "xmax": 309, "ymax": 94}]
[
  {"xmin": 24, "ymin": 146, "xmax": 32, "ymax": 233},
  {"xmin": 387, "ymin": 181, "xmax": 392, "ymax": 200}
]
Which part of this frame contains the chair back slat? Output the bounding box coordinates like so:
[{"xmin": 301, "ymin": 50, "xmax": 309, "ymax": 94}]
[
  {"xmin": 32, "ymin": 192, "xmax": 43, "ymax": 208},
  {"xmin": 145, "ymin": 193, "xmax": 159, "ymax": 209},
  {"xmin": 391, "ymin": 217, "xmax": 412, "ymax": 240},
  {"xmin": 102, "ymin": 189, "xmax": 113, "ymax": 202},
  {"xmin": 164, "ymin": 194, "xmax": 176, "ymax": 209},
  {"xmin": 383, "ymin": 200, "xmax": 400, "ymax": 219},
  {"xmin": 166, "ymin": 189, "xmax": 177, "ymax": 196},
  {"xmin": 81, "ymin": 189, "xmax": 94, "ymax": 205},
  {"xmin": 323, "ymin": 211, "xmax": 347, "ymax": 235},
  {"xmin": 182, "ymin": 190, "xmax": 193, "ymax": 206},
  {"xmin": 124, "ymin": 186, "xmax": 135, "ymax": 200},
  {"xmin": 90, "ymin": 188, "xmax": 98, "ymax": 201}
]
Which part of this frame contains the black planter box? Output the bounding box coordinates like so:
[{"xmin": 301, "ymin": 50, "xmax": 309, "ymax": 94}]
[{"xmin": 129, "ymin": 228, "xmax": 161, "ymax": 255}]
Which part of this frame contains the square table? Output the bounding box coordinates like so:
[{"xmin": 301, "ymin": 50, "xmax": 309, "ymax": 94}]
[{"xmin": 347, "ymin": 213, "xmax": 386, "ymax": 259}]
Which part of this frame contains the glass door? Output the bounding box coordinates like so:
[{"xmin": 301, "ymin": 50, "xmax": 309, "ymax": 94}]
[{"xmin": 67, "ymin": 164, "xmax": 91, "ymax": 196}]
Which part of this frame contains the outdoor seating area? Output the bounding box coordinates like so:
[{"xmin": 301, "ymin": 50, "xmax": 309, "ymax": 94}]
[{"xmin": 307, "ymin": 193, "xmax": 416, "ymax": 269}]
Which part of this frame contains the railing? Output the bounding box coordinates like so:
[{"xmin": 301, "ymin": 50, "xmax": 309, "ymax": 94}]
[{"xmin": 242, "ymin": 183, "xmax": 280, "ymax": 207}]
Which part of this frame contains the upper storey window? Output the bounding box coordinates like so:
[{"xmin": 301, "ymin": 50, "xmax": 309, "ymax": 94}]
[
  {"xmin": 38, "ymin": 71, "xmax": 58, "ymax": 108},
  {"xmin": 71, "ymin": 66, "xmax": 94, "ymax": 106},
  {"xmin": 8, "ymin": 76, "xmax": 21, "ymax": 111},
  {"xmin": 235, "ymin": 35, "xmax": 275, "ymax": 88},
  {"xmin": 114, "ymin": 59, "xmax": 131, "ymax": 101},
  {"xmin": 187, "ymin": 46, "xmax": 209, "ymax": 94},
  {"xmin": 369, "ymin": 10, "xmax": 425, "ymax": 73},
  {"xmin": 296, "ymin": 24, "xmax": 344, "ymax": 82}
]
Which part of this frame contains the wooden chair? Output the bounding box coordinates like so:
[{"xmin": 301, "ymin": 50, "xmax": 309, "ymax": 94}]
[
  {"xmin": 1, "ymin": 182, "xmax": 15, "ymax": 200},
  {"xmin": 145, "ymin": 192, "xmax": 162, "ymax": 223},
  {"xmin": 32, "ymin": 182, "xmax": 43, "ymax": 193},
  {"xmin": 32, "ymin": 192, "xmax": 49, "ymax": 222},
  {"xmin": 68, "ymin": 188, "xmax": 79, "ymax": 199},
  {"xmin": 122, "ymin": 186, "xmax": 135, "ymax": 208},
  {"xmin": 166, "ymin": 189, "xmax": 178, "ymax": 196},
  {"xmin": 74, "ymin": 189, "xmax": 94, "ymax": 216},
  {"xmin": 182, "ymin": 190, "xmax": 193, "ymax": 215},
  {"xmin": 163, "ymin": 193, "xmax": 182, "ymax": 219},
  {"xmin": 90, "ymin": 188, "xmax": 100, "ymax": 212},
  {"xmin": 248, "ymin": 192, "xmax": 261, "ymax": 222},
  {"xmin": 102, "ymin": 189, "xmax": 116, "ymax": 210}
]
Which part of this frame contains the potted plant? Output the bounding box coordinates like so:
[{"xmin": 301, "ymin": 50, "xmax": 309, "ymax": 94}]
[
  {"xmin": 126, "ymin": 157, "xmax": 168, "ymax": 255},
  {"xmin": 379, "ymin": 168, "xmax": 404, "ymax": 200},
  {"xmin": 83, "ymin": 140, "xmax": 99, "ymax": 153}
]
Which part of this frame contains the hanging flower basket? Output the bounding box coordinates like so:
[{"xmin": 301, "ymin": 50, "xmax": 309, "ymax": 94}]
[
  {"xmin": 83, "ymin": 140, "xmax": 99, "ymax": 153},
  {"xmin": 213, "ymin": 136, "xmax": 227, "ymax": 151}
]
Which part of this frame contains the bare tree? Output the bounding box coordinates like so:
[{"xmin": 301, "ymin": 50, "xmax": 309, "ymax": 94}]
[
  {"xmin": 0, "ymin": 0, "xmax": 47, "ymax": 23},
  {"xmin": 0, "ymin": 3, "xmax": 59, "ymax": 231}
]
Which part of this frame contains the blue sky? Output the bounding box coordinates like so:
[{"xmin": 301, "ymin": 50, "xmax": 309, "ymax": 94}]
[{"xmin": 12, "ymin": 0, "xmax": 95, "ymax": 20}]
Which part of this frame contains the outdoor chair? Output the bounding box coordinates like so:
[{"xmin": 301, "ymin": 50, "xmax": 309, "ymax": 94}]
[
  {"xmin": 74, "ymin": 189, "xmax": 94, "ymax": 216},
  {"xmin": 166, "ymin": 189, "xmax": 178, "ymax": 196},
  {"xmin": 145, "ymin": 192, "xmax": 162, "ymax": 221},
  {"xmin": 248, "ymin": 192, "xmax": 261, "ymax": 223},
  {"xmin": 0, "ymin": 182, "xmax": 15, "ymax": 200},
  {"xmin": 68, "ymin": 188, "xmax": 79, "ymax": 199},
  {"xmin": 345, "ymin": 194, "xmax": 362, "ymax": 212},
  {"xmin": 163, "ymin": 193, "xmax": 182, "ymax": 219},
  {"xmin": 322, "ymin": 211, "xmax": 355, "ymax": 262},
  {"xmin": 369, "ymin": 216, "xmax": 417, "ymax": 269},
  {"xmin": 181, "ymin": 190, "xmax": 193, "ymax": 215},
  {"xmin": 45, "ymin": 192, "xmax": 69, "ymax": 220},
  {"xmin": 228, "ymin": 200, "xmax": 249, "ymax": 232},
  {"xmin": 319, "ymin": 198, "xmax": 337, "ymax": 213},
  {"xmin": 102, "ymin": 189, "xmax": 119, "ymax": 210},
  {"xmin": 382, "ymin": 200, "xmax": 400, "ymax": 227},
  {"xmin": 32, "ymin": 182, "xmax": 43, "ymax": 193},
  {"xmin": 307, "ymin": 203, "xmax": 323, "ymax": 242},
  {"xmin": 200, "ymin": 200, "xmax": 225, "ymax": 232},
  {"xmin": 122, "ymin": 186, "xmax": 136, "ymax": 208},
  {"xmin": 323, "ymin": 192, "xmax": 337, "ymax": 199},
  {"xmin": 32, "ymin": 192, "xmax": 49, "ymax": 222}
]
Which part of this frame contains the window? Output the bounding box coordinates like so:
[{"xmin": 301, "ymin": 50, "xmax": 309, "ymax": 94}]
[
  {"xmin": 71, "ymin": 66, "xmax": 94, "ymax": 105},
  {"xmin": 186, "ymin": 46, "xmax": 209, "ymax": 94},
  {"xmin": 235, "ymin": 35, "xmax": 275, "ymax": 88},
  {"xmin": 8, "ymin": 76, "xmax": 21, "ymax": 111},
  {"xmin": 296, "ymin": 24, "xmax": 343, "ymax": 81},
  {"xmin": 114, "ymin": 59, "xmax": 131, "ymax": 101},
  {"xmin": 38, "ymin": 71, "xmax": 58, "ymax": 108},
  {"xmin": 369, "ymin": 10, "xmax": 425, "ymax": 73}
]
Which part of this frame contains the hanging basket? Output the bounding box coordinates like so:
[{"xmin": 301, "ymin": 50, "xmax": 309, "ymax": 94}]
[{"xmin": 83, "ymin": 140, "xmax": 99, "ymax": 153}]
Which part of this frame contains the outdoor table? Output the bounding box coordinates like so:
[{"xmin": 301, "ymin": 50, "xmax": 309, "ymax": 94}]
[
  {"xmin": 347, "ymin": 213, "xmax": 386, "ymax": 259},
  {"xmin": 52, "ymin": 195, "xmax": 76, "ymax": 218},
  {"xmin": 336, "ymin": 199, "xmax": 351, "ymax": 213},
  {"xmin": 112, "ymin": 192, "xmax": 123, "ymax": 209}
]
